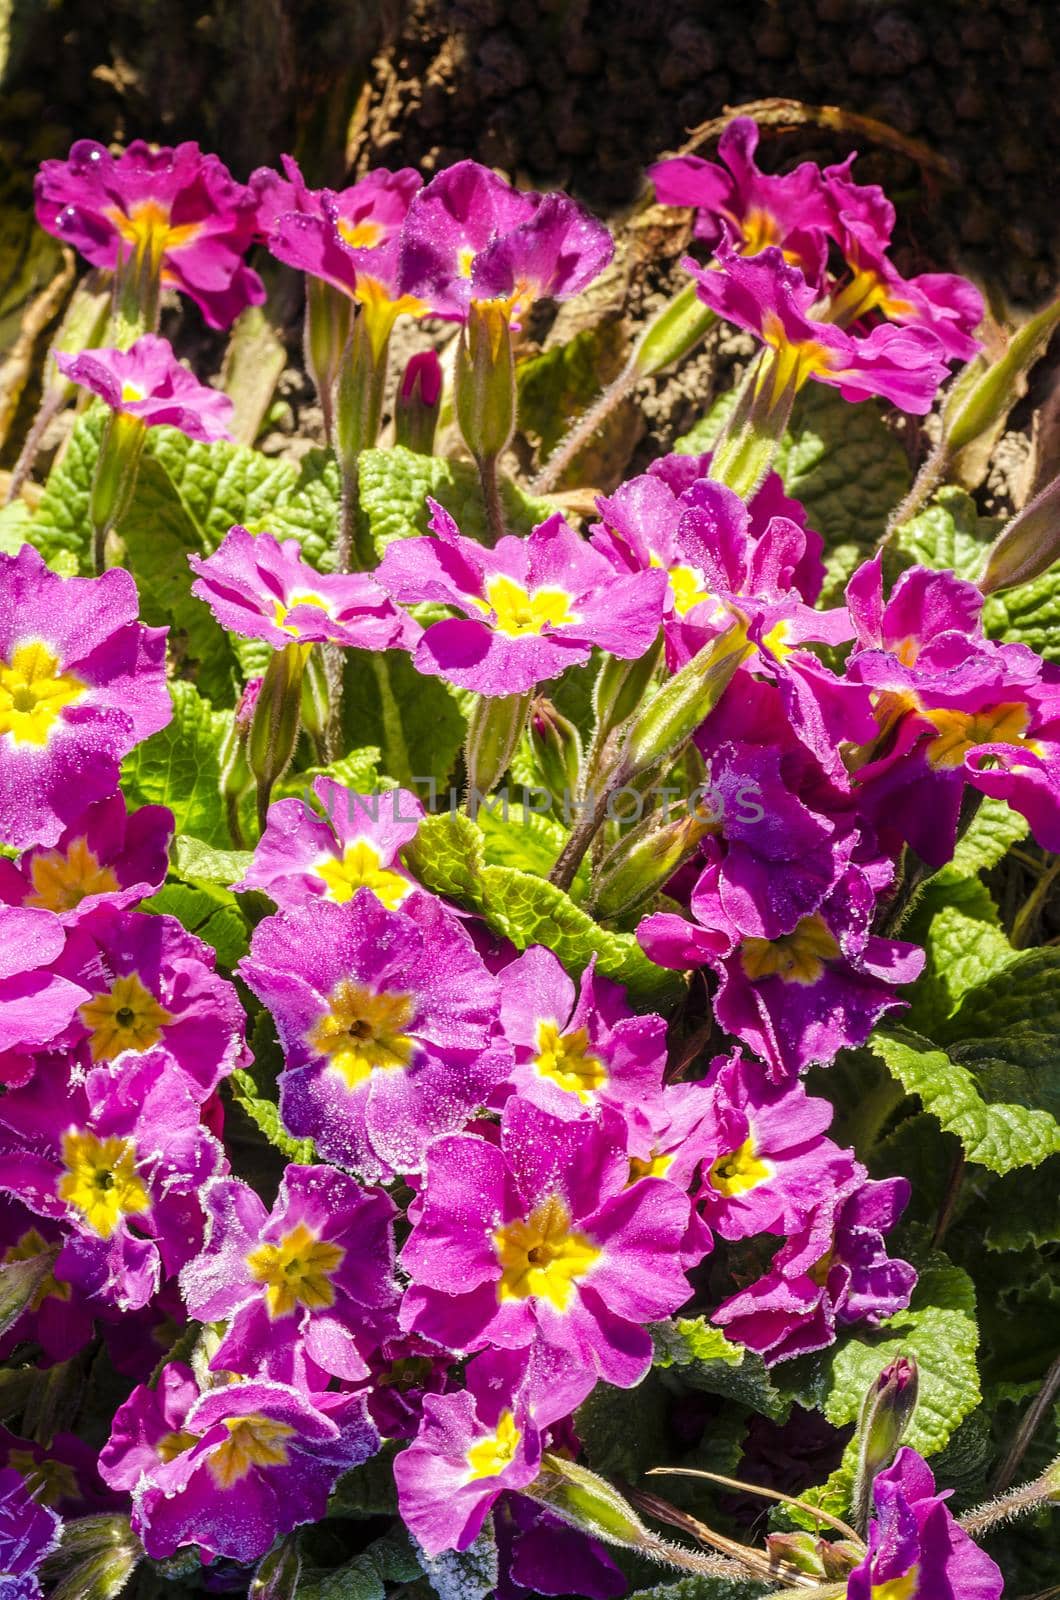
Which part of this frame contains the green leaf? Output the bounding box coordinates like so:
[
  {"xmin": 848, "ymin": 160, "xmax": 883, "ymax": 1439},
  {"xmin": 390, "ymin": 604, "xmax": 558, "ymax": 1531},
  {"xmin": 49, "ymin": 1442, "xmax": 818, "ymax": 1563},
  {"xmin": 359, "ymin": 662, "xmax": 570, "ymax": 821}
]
[
  {"xmin": 266, "ymin": 446, "xmax": 342, "ymax": 570},
  {"xmin": 171, "ymin": 834, "xmax": 252, "ymax": 887},
  {"xmin": 934, "ymin": 795, "xmax": 1028, "ymax": 882},
  {"xmin": 404, "ymin": 811, "xmax": 486, "ymax": 898},
  {"xmin": 576, "ymin": 1375, "xmax": 670, "ymax": 1483},
  {"xmin": 328, "ymin": 1439, "xmax": 402, "ymax": 1517},
  {"xmin": 357, "ymin": 444, "xmax": 554, "ymax": 556},
  {"xmin": 981, "ymin": 1156, "xmax": 1060, "ymax": 1251},
  {"xmin": 273, "ymin": 747, "xmax": 387, "ymax": 806},
  {"xmin": 871, "ymin": 1027, "xmax": 1060, "ymax": 1176},
  {"xmin": 904, "ymin": 876, "xmax": 1018, "ymax": 1034},
  {"xmin": 418, "ymin": 1522, "xmax": 497, "ymax": 1600},
  {"xmin": 676, "ymin": 384, "xmax": 911, "ymax": 598},
  {"xmin": 144, "ymin": 426, "xmax": 297, "ymax": 555},
  {"xmin": 891, "ymin": 485, "xmax": 996, "ymax": 582},
  {"xmin": 625, "ymin": 1579, "xmax": 764, "ymax": 1600},
  {"xmin": 940, "ymin": 949, "xmax": 1060, "ymax": 1120},
  {"xmin": 143, "ymin": 881, "xmax": 249, "ymax": 969},
  {"xmin": 28, "ymin": 407, "xmax": 106, "ymax": 564},
  {"xmin": 652, "ymin": 1317, "xmax": 789, "ymax": 1422},
  {"xmin": 0, "ymin": 499, "xmax": 32, "ymax": 554},
  {"xmin": 341, "ymin": 648, "xmax": 467, "ymax": 790},
  {"xmin": 477, "ymin": 802, "xmax": 568, "ymax": 880},
  {"xmin": 296, "ymin": 1529, "xmax": 421, "ymax": 1600},
  {"xmin": 121, "ymin": 681, "xmax": 233, "ymax": 846},
  {"xmin": 516, "ymin": 319, "xmax": 626, "ymax": 458},
  {"xmin": 229, "ymin": 1012, "xmax": 313, "ymax": 1163}
]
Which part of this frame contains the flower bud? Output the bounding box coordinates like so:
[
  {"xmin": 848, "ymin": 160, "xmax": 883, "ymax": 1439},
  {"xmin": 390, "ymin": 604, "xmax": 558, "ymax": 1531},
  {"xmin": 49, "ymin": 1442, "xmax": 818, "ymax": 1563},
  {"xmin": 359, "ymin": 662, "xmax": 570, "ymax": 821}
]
[
  {"xmin": 529, "ymin": 696, "xmax": 582, "ymax": 815},
  {"xmin": 250, "ymin": 1536, "xmax": 302, "ymax": 1597},
  {"xmin": 89, "ymin": 410, "xmax": 146, "ymax": 573},
  {"xmin": 630, "ymin": 280, "xmax": 717, "ymax": 380},
  {"xmin": 299, "ymin": 645, "xmax": 331, "ymax": 747},
  {"xmin": 395, "ymin": 350, "xmax": 443, "ymax": 454},
  {"xmin": 707, "ymin": 348, "xmax": 798, "ymax": 501},
  {"xmin": 46, "ymin": 1516, "xmax": 142, "ymax": 1600},
  {"xmin": 305, "ymin": 277, "xmax": 353, "ymax": 444},
  {"xmin": 248, "ymin": 643, "xmax": 308, "ymax": 828},
  {"xmin": 621, "ymin": 620, "xmax": 750, "ymax": 782},
  {"xmin": 765, "ymin": 1531, "xmax": 828, "ymax": 1578},
  {"xmin": 852, "ymin": 1355, "xmax": 919, "ymax": 1533},
  {"xmin": 465, "ymin": 691, "xmax": 531, "ymax": 804},
  {"xmin": 944, "ymin": 296, "xmax": 1060, "ymax": 458},
  {"xmin": 455, "ymin": 299, "xmax": 516, "ymax": 464},
  {"xmin": 335, "ymin": 308, "xmax": 389, "ymax": 477},
  {"xmin": 592, "ymin": 801, "xmax": 716, "ymax": 921},
  {"xmin": 980, "ymin": 470, "xmax": 1060, "ymax": 595},
  {"xmin": 527, "ymin": 1453, "xmax": 652, "ymax": 1550},
  {"xmin": 592, "ymin": 632, "xmax": 663, "ymax": 753}
]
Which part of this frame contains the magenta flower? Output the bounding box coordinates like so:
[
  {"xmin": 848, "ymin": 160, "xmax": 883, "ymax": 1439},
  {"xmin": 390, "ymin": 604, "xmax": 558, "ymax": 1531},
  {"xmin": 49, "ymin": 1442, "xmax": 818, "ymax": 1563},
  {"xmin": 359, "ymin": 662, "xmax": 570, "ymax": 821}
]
[
  {"xmin": 35, "ymin": 139, "xmax": 264, "ymax": 328},
  {"xmin": 375, "ymin": 499, "xmax": 666, "ymax": 696},
  {"xmin": 0, "ymin": 1465, "xmax": 62, "ymax": 1599},
  {"xmin": 400, "ymin": 1096, "xmax": 692, "ymax": 1394},
  {"xmin": 400, "ymin": 160, "xmax": 612, "ymax": 323},
  {"xmin": 690, "ymin": 1052, "xmax": 838, "ymax": 1242},
  {"xmin": 0, "ymin": 1198, "xmax": 94, "ymax": 1366},
  {"xmin": 650, "ymin": 116, "xmax": 832, "ymax": 281},
  {"xmin": 394, "ymin": 1348, "xmax": 543, "ymax": 1558},
  {"xmin": 55, "ymin": 335, "xmax": 233, "ymax": 442},
  {"xmin": 180, "ymin": 1163, "xmax": 398, "ymax": 1383},
  {"xmin": 685, "ymin": 241, "xmax": 950, "ymax": 413},
  {"xmin": 189, "ymin": 524, "xmax": 414, "ymax": 652},
  {"xmin": 0, "ymin": 794, "xmax": 171, "ymax": 925},
  {"xmin": 0, "ymin": 1049, "xmax": 227, "ymax": 1311},
  {"xmin": 497, "ymin": 945, "xmax": 667, "ymax": 1131},
  {"xmin": 847, "ymin": 1447, "xmax": 1003, "ymax": 1600},
  {"xmin": 235, "ymin": 777, "xmax": 423, "ymax": 912},
  {"xmin": 240, "ymin": 889, "xmax": 510, "ymax": 1181},
  {"xmin": 495, "ymin": 1497, "xmax": 625, "ymax": 1600},
  {"xmin": 102, "ymin": 1366, "xmax": 377, "ymax": 1563},
  {"xmin": 0, "ymin": 1427, "xmax": 117, "ymax": 1518},
  {"xmin": 57, "ymin": 905, "xmax": 249, "ymax": 1096},
  {"xmin": 361, "ymin": 1332, "xmax": 454, "ymax": 1441},
  {"xmin": 713, "ymin": 1161, "xmax": 916, "ymax": 1363},
  {"xmin": 0, "ymin": 546, "xmax": 170, "ymax": 851},
  {"xmin": 0, "ymin": 907, "xmax": 91, "ymax": 1065}
]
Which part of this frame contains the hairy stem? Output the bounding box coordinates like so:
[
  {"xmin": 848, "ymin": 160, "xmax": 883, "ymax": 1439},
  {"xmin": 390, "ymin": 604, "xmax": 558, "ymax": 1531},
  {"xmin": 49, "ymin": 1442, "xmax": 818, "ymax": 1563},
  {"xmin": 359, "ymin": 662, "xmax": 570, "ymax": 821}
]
[
  {"xmin": 991, "ymin": 1354, "xmax": 1060, "ymax": 1495},
  {"xmin": 477, "ymin": 452, "xmax": 505, "ymax": 547},
  {"xmin": 531, "ymin": 361, "xmax": 638, "ymax": 495},
  {"xmin": 881, "ymin": 442, "xmax": 949, "ymax": 544}
]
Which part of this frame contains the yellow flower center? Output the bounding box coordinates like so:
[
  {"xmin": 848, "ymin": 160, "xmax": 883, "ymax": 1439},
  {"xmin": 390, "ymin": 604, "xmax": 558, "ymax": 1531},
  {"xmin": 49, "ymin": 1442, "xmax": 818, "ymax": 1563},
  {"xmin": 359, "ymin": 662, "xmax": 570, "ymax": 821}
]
[
  {"xmin": 494, "ymin": 1194, "xmax": 600, "ymax": 1310},
  {"xmin": 628, "ymin": 1151, "xmax": 673, "ymax": 1183},
  {"xmin": 78, "ymin": 971, "xmax": 174, "ymax": 1064},
  {"xmin": 6, "ymin": 1450, "xmax": 78, "ymax": 1508},
  {"xmin": 26, "ymin": 836, "xmax": 120, "ymax": 912},
  {"xmin": 272, "ymin": 592, "xmax": 330, "ymax": 637},
  {"xmin": 476, "ymin": 574, "xmax": 576, "ymax": 638},
  {"xmin": 739, "ymin": 206, "xmax": 783, "ymax": 255},
  {"xmin": 533, "ymin": 1020, "xmax": 607, "ymax": 1102},
  {"xmin": 245, "ymin": 1221, "xmax": 346, "ymax": 1319},
  {"xmin": 808, "ymin": 1246, "xmax": 835, "ymax": 1288},
  {"xmin": 107, "ymin": 198, "xmax": 204, "ymax": 261},
  {"xmin": 57, "ymin": 1130, "xmax": 150, "ymax": 1238},
  {"xmin": 457, "ymin": 245, "xmax": 477, "ymax": 279},
  {"xmin": 308, "ymin": 981, "xmax": 417, "ymax": 1087},
  {"xmin": 870, "ymin": 1567, "xmax": 920, "ymax": 1600},
  {"xmin": 338, "ymin": 217, "xmax": 385, "ymax": 250},
  {"xmin": 759, "ymin": 313, "xmax": 835, "ymax": 399},
  {"xmin": 761, "ymin": 618, "xmax": 794, "ymax": 660},
  {"xmin": 314, "ymin": 840, "xmax": 410, "ymax": 909},
  {"xmin": 2, "ymin": 1228, "xmax": 70, "ymax": 1310},
  {"xmin": 923, "ymin": 702, "xmax": 1033, "ymax": 769},
  {"xmin": 707, "ymin": 1137, "xmax": 774, "ymax": 1197},
  {"xmin": 0, "ymin": 642, "xmax": 84, "ymax": 746},
  {"xmin": 156, "ymin": 1429, "xmax": 200, "ymax": 1464},
  {"xmin": 208, "ymin": 1415, "xmax": 295, "ymax": 1488},
  {"xmin": 466, "ymin": 1410, "xmax": 521, "ymax": 1480},
  {"xmin": 740, "ymin": 915, "xmax": 840, "ymax": 986},
  {"xmin": 829, "ymin": 266, "xmax": 914, "ymax": 327}
]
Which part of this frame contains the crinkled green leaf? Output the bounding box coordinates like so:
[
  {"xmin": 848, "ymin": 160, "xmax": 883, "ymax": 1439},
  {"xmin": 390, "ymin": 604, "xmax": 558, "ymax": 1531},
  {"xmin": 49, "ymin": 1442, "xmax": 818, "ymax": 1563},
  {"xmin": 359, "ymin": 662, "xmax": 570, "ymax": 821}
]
[
  {"xmin": 477, "ymin": 802, "xmax": 567, "ymax": 880},
  {"xmin": 121, "ymin": 682, "xmax": 233, "ymax": 846},
  {"xmin": 296, "ymin": 1528, "xmax": 421, "ymax": 1600},
  {"xmin": 0, "ymin": 499, "xmax": 32, "ymax": 554},
  {"xmin": 142, "ymin": 880, "xmax": 249, "ymax": 969},
  {"xmin": 328, "ymin": 1440, "xmax": 402, "ymax": 1518},
  {"xmin": 935, "ymin": 795, "xmax": 1029, "ymax": 882},
  {"xmin": 341, "ymin": 648, "xmax": 467, "ymax": 790},
  {"xmin": 651, "ymin": 1318, "xmax": 744, "ymax": 1371},
  {"xmin": 940, "ymin": 949, "xmax": 1060, "ymax": 1121},
  {"xmin": 625, "ymin": 1578, "xmax": 763, "ymax": 1600},
  {"xmin": 418, "ymin": 1521, "xmax": 497, "ymax": 1600},
  {"xmin": 144, "ymin": 426, "xmax": 296, "ymax": 554},
  {"xmin": 357, "ymin": 444, "xmax": 554, "ymax": 555},
  {"xmin": 265, "ymin": 446, "xmax": 342, "ymax": 570},
  {"xmin": 891, "ymin": 485, "xmax": 997, "ymax": 582},
  {"xmin": 404, "ymin": 812, "xmax": 485, "ymax": 900},
  {"xmin": 26, "ymin": 407, "xmax": 105, "ymax": 563},
  {"xmin": 905, "ymin": 877, "xmax": 1018, "ymax": 1035},
  {"xmin": 229, "ymin": 1012, "xmax": 313, "ymax": 1164},
  {"xmin": 872, "ymin": 1027, "xmax": 1060, "ymax": 1176},
  {"xmin": 273, "ymin": 746, "xmax": 387, "ymax": 808},
  {"xmin": 980, "ymin": 1156, "xmax": 1060, "ymax": 1251},
  {"xmin": 576, "ymin": 1375, "xmax": 670, "ymax": 1483},
  {"xmin": 171, "ymin": 834, "xmax": 253, "ymax": 887},
  {"xmin": 652, "ymin": 1317, "xmax": 788, "ymax": 1421}
]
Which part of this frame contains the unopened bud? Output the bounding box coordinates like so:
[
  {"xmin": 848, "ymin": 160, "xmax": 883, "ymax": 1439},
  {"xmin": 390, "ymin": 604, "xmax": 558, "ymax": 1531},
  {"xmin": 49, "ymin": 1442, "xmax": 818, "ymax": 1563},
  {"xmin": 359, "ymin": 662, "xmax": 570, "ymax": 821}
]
[
  {"xmin": 593, "ymin": 801, "xmax": 716, "ymax": 921},
  {"xmin": 466, "ymin": 691, "xmax": 531, "ymax": 803},
  {"xmin": 455, "ymin": 299, "xmax": 516, "ymax": 463},
  {"xmin": 395, "ymin": 350, "xmax": 443, "ymax": 454},
  {"xmin": 529, "ymin": 696, "xmax": 582, "ymax": 814},
  {"xmin": 0, "ymin": 1241, "xmax": 60, "ymax": 1336},
  {"xmin": 631, "ymin": 280, "xmax": 717, "ymax": 380},
  {"xmin": 622, "ymin": 621, "xmax": 750, "ymax": 782},
  {"xmin": 305, "ymin": 277, "xmax": 353, "ymax": 444},
  {"xmin": 980, "ymin": 470, "xmax": 1060, "ymax": 594},
  {"xmin": 765, "ymin": 1531, "xmax": 828, "ymax": 1578},
  {"xmin": 89, "ymin": 410, "xmax": 146, "ymax": 572},
  {"xmin": 944, "ymin": 296, "xmax": 1060, "ymax": 457},
  {"xmin": 299, "ymin": 646, "xmax": 331, "ymax": 745},
  {"xmin": 250, "ymin": 1536, "xmax": 302, "ymax": 1597},
  {"xmin": 852, "ymin": 1355, "xmax": 919, "ymax": 1534},
  {"xmin": 248, "ymin": 643, "xmax": 308, "ymax": 829},
  {"xmin": 592, "ymin": 632, "xmax": 663, "ymax": 753},
  {"xmin": 527, "ymin": 1453, "xmax": 652, "ymax": 1550},
  {"xmin": 46, "ymin": 1516, "xmax": 142, "ymax": 1600},
  {"xmin": 335, "ymin": 308, "xmax": 389, "ymax": 476}
]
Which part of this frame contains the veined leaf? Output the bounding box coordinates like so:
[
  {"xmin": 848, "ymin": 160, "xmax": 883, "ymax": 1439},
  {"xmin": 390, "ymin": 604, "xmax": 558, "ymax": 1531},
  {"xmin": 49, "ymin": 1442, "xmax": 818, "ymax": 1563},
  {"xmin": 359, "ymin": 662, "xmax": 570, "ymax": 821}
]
[
  {"xmin": 121, "ymin": 682, "xmax": 233, "ymax": 846},
  {"xmin": 357, "ymin": 444, "xmax": 554, "ymax": 556}
]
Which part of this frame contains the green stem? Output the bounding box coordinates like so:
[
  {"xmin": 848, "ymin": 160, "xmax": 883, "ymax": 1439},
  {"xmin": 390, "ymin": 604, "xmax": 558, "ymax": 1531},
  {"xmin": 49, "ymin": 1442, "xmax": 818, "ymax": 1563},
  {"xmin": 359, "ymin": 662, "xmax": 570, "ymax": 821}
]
[{"xmin": 478, "ymin": 452, "xmax": 505, "ymax": 548}]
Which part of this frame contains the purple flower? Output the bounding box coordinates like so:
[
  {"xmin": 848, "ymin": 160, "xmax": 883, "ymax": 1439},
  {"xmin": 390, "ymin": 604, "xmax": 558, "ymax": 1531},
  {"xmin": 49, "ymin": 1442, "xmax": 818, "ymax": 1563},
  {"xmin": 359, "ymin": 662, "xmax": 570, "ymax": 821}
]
[
  {"xmin": 847, "ymin": 1447, "xmax": 1003, "ymax": 1600},
  {"xmin": 55, "ymin": 335, "xmax": 233, "ymax": 442},
  {"xmin": 497, "ymin": 946, "xmax": 667, "ymax": 1131},
  {"xmin": 35, "ymin": 139, "xmax": 264, "ymax": 329},
  {"xmin": 0, "ymin": 1199, "xmax": 94, "ymax": 1364},
  {"xmin": 0, "ymin": 907, "xmax": 91, "ymax": 1067},
  {"xmin": 394, "ymin": 1349, "xmax": 543, "ymax": 1557},
  {"xmin": 651, "ymin": 116, "xmax": 832, "ymax": 282},
  {"xmin": 180, "ymin": 1163, "xmax": 398, "ymax": 1383},
  {"xmin": 57, "ymin": 905, "xmax": 249, "ymax": 1096},
  {"xmin": 684, "ymin": 241, "xmax": 949, "ymax": 414},
  {"xmin": 240, "ymin": 889, "xmax": 510, "ymax": 1181},
  {"xmin": 0, "ymin": 546, "xmax": 170, "ymax": 851},
  {"xmin": 374, "ymin": 499, "xmax": 666, "ymax": 697},
  {"xmin": 690, "ymin": 1052, "xmax": 838, "ymax": 1241},
  {"xmin": 0, "ymin": 794, "xmax": 171, "ymax": 925},
  {"xmin": 0, "ymin": 1049, "xmax": 227, "ymax": 1311},
  {"xmin": 0, "ymin": 1465, "xmax": 62, "ymax": 1600},
  {"xmin": 235, "ymin": 777, "xmax": 423, "ymax": 911},
  {"xmin": 189, "ymin": 525, "xmax": 414, "ymax": 652},
  {"xmin": 495, "ymin": 1496, "xmax": 626, "ymax": 1600},
  {"xmin": 400, "ymin": 160, "xmax": 612, "ymax": 324},
  {"xmin": 102, "ymin": 1366, "xmax": 378, "ymax": 1563},
  {"xmin": 713, "ymin": 1162, "xmax": 916, "ymax": 1363},
  {"xmin": 400, "ymin": 1096, "xmax": 692, "ymax": 1394},
  {"xmin": 259, "ymin": 160, "xmax": 426, "ymax": 346},
  {"xmin": 361, "ymin": 1332, "xmax": 454, "ymax": 1441},
  {"xmin": 0, "ymin": 1428, "xmax": 117, "ymax": 1518}
]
